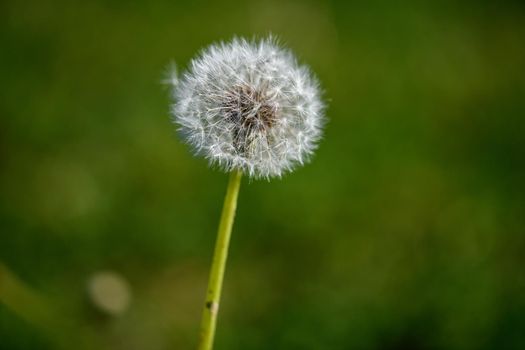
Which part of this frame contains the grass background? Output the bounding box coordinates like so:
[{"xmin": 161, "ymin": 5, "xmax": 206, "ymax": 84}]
[{"xmin": 1, "ymin": 0, "xmax": 524, "ymax": 349}]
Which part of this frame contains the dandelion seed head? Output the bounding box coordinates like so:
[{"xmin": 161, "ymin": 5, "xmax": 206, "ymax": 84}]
[{"xmin": 169, "ymin": 37, "xmax": 325, "ymax": 179}]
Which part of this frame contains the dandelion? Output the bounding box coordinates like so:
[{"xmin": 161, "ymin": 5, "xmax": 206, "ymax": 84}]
[
  {"xmin": 167, "ymin": 36, "xmax": 325, "ymax": 350},
  {"xmin": 169, "ymin": 36, "xmax": 324, "ymax": 179}
]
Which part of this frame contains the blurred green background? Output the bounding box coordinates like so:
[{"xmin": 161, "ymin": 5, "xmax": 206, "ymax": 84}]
[{"xmin": 1, "ymin": 0, "xmax": 524, "ymax": 349}]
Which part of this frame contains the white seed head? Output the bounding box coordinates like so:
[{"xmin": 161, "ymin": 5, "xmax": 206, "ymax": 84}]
[{"xmin": 169, "ymin": 37, "xmax": 325, "ymax": 179}]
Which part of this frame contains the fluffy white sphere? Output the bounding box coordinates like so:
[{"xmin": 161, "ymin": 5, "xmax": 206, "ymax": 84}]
[{"xmin": 169, "ymin": 37, "xmax": 325, "ymax": 179}]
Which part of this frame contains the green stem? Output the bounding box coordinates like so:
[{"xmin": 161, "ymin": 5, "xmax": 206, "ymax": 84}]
[
  {"xmin": 197, "ymin": 170, "xmax": 242, "ymax": 350},
  {"xmin": 0, "ymin": 263, "xmax": 106, "ymax": 350},
  {"xmin": 0, "ymin": 263, "xmax": 56, "ymax": 330}
]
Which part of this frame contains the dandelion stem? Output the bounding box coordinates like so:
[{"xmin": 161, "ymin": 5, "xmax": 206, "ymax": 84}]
[{"xmin": 197, "ymin": 170, "xmax": 242, "ymax": 350}]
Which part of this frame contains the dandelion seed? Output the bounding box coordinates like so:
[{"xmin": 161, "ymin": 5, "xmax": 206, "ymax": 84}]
[{"xmin": 168, "ymin": 37, "xmax": 325, "ymax": 179}]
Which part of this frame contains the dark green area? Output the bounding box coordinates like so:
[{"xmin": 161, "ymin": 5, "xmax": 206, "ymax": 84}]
[{"xmin": 1, "ymin": 0, "xmax": 524, "ymax": 349}]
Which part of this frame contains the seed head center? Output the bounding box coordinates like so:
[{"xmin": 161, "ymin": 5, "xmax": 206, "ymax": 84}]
[
  {"xmin": 224, "ymin": 85, "xmax": 277, "ymax": 131},
  {"xmin": 223, "ymin": 85, "xmax": 278, "ymax": 154}
]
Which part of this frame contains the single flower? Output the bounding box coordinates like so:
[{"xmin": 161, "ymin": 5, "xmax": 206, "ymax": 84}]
[
  {"xmin": 169, "ymin": 37, "xmax": 325, "ymax": 179},
  {"xmin": 167, "ymin": 36, "xmax": 326, "ymax": 350}
]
